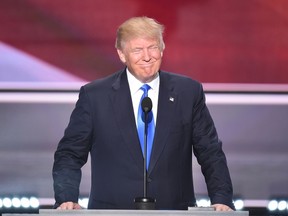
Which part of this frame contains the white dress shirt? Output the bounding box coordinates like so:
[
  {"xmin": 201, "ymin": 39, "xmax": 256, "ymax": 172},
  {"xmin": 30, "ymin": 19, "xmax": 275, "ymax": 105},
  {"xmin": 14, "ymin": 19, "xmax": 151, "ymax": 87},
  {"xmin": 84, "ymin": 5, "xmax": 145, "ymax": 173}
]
[{"xmin": 126, "ymin": 69, "xmax": 159, "ymax": 127}]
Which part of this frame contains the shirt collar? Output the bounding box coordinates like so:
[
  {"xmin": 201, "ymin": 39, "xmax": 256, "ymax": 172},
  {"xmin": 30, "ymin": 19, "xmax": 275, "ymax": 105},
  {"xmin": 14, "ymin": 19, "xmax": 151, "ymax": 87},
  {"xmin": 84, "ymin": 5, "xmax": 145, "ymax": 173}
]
[{"xmin": 126, "ymin": 68, "xmax": 159, "ymax": 94}]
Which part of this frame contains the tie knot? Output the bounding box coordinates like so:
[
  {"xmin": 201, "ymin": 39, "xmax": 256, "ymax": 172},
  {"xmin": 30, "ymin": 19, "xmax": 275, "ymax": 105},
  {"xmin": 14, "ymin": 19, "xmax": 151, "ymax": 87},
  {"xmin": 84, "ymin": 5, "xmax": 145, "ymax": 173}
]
[{"xmin": 140, "ymin": 84, "xmax": 151, "ymax": 96}]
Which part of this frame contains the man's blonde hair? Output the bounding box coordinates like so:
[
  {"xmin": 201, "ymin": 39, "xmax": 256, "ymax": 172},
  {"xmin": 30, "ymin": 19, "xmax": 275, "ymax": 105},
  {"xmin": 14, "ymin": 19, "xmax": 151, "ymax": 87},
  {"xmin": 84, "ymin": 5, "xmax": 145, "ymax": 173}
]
[{"xmin": 115, "ymin": 16, "xmax": 165, "ymax": 51}]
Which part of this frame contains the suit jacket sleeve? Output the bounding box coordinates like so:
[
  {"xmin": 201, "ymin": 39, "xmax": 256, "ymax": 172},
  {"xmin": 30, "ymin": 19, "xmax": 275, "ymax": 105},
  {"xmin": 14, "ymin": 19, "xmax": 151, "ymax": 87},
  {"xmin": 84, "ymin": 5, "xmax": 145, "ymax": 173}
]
[
  {"xmin": 191, "ymin": 84, "xmax": 234, "ymax": 209},
  {"xmin": 52, "ymin": 86, "xmax": 92, "ymax": 207}
]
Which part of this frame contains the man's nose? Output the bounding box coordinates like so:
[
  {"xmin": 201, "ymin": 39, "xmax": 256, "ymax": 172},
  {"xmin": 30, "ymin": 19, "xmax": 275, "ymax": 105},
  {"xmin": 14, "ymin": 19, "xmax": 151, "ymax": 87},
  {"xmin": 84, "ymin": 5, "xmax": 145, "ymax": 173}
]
[{"xmin": 142, "ymin": 49, "xmax": 151, "ymax": 61}]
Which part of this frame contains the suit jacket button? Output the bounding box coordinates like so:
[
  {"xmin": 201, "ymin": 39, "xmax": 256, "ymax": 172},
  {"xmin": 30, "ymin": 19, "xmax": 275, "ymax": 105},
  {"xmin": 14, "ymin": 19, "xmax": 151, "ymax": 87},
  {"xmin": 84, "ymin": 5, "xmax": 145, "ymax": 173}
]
[{"xmin": 147, "ymin": 178, "xmax": 152, "ymax": 183}]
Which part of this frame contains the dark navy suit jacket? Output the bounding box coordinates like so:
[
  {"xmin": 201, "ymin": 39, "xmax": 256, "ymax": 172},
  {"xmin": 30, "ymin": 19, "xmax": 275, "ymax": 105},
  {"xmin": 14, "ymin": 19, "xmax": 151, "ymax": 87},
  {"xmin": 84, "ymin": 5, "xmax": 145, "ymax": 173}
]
[{"xmin": 53, "ymin": 69, "xmax": 234, "ymax": 210}]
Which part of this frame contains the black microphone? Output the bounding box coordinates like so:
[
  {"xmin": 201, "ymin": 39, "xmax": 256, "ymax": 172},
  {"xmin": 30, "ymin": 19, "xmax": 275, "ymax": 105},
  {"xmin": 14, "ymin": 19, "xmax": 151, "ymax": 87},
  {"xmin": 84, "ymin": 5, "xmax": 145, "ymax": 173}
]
[
  {"xmin": 141, "ymin": 97, "xmax": 152, "ymax": 113},
  {"xmin": 134, "ymin": 97, "xmax": 156, "ymax": 210}
]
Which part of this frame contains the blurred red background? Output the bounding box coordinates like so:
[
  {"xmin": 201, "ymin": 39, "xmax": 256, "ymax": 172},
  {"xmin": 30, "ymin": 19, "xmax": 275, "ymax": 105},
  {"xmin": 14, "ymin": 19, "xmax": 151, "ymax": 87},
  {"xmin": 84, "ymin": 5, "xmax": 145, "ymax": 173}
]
[{"xmin": 1, "ymin": 0, "xmax": 288, "ymax": 84}]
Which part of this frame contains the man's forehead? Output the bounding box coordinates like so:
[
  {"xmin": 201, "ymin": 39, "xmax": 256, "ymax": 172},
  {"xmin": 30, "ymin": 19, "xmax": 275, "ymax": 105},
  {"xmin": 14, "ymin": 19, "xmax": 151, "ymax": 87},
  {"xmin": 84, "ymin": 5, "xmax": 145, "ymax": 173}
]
[{"xmin": 127, "ymin": 37, "xmax": 158, "ymax": 47}]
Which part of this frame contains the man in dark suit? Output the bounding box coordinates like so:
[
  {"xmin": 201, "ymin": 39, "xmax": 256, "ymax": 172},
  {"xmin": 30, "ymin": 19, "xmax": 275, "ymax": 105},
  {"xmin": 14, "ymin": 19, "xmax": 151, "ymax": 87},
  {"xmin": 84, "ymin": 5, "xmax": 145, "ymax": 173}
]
[{"xmin": 53, "ymin": 16, "xmax": 234, "ymax": 211}]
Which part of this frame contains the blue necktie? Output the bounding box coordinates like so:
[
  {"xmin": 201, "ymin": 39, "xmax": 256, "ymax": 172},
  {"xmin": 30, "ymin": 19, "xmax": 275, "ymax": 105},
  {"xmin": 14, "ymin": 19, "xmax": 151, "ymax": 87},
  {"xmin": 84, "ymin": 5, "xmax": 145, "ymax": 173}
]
[{"xmin": 137, "ymin": 84, "xmax": 155, "ymax": 170}]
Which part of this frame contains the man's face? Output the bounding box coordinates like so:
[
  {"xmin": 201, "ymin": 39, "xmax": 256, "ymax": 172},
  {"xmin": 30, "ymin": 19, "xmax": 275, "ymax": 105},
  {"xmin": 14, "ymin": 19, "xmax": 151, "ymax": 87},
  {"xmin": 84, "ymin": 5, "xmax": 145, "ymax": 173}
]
[{"xmin": 117, "ymin": 37, "xmax": 163, "ymax": 83}]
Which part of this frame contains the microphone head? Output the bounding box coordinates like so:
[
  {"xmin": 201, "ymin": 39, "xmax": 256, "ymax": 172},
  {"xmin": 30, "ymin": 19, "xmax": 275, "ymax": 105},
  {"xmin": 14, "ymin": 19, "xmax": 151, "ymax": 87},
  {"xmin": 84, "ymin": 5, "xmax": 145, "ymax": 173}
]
[{"xmin": 141, "ymin": 97, "xmax": 152, "ymax": 113}]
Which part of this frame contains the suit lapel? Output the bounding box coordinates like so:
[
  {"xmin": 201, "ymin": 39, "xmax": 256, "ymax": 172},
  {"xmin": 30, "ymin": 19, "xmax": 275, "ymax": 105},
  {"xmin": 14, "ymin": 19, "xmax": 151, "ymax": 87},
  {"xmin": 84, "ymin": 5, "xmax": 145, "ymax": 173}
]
[
  {"xmin": 109, "ymin": 70, "xmax": 144, "ymax": 171},
  {"xmin": 109, "ymin": 70, "xmax": 177, "ymax": 174},
  {"xmin": 148, "ymin": 72, "xmax": 177, "ymax": 174}
]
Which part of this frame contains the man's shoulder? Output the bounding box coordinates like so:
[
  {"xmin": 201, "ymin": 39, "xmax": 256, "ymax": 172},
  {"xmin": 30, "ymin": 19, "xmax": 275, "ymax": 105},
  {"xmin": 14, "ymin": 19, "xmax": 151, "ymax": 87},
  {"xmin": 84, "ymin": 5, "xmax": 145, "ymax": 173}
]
[
  {"xmin": 160, "ymin": 70, "xmax": 201, "ymax": 87},
  {"xmin": 82, "ymin": 70, "xmax": 124, "ymax": 91}
]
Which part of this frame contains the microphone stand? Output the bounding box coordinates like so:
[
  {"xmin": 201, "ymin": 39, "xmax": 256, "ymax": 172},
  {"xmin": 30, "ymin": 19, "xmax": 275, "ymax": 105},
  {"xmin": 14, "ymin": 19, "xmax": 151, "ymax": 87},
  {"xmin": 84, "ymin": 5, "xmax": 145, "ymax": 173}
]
[
  {"xmin": 134, "ymin": 99, "xmax": 156, "ymax": 210},
  {"xmin": 143, "ymin": 112, "xmax": 148, "ymax": 198}
]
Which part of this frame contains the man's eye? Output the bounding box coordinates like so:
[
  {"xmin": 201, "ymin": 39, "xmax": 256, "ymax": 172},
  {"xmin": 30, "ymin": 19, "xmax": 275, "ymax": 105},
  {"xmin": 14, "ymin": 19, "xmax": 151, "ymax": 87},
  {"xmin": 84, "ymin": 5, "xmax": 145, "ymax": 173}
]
[
  {"xmin": 132, "ymin": 49, "xmax": 142, "ymax": 54},
  {"xmin": 148, "ymin": 46, "xmax": 159, "ymax": 51}
]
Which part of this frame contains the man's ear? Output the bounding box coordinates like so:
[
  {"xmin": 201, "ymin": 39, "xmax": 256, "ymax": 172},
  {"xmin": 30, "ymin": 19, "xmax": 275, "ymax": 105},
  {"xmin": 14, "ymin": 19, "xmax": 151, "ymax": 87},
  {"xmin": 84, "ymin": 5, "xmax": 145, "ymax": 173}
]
[{"xmin": 117, "ymin": 49, "xmax": 126, "ymax": 64}]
